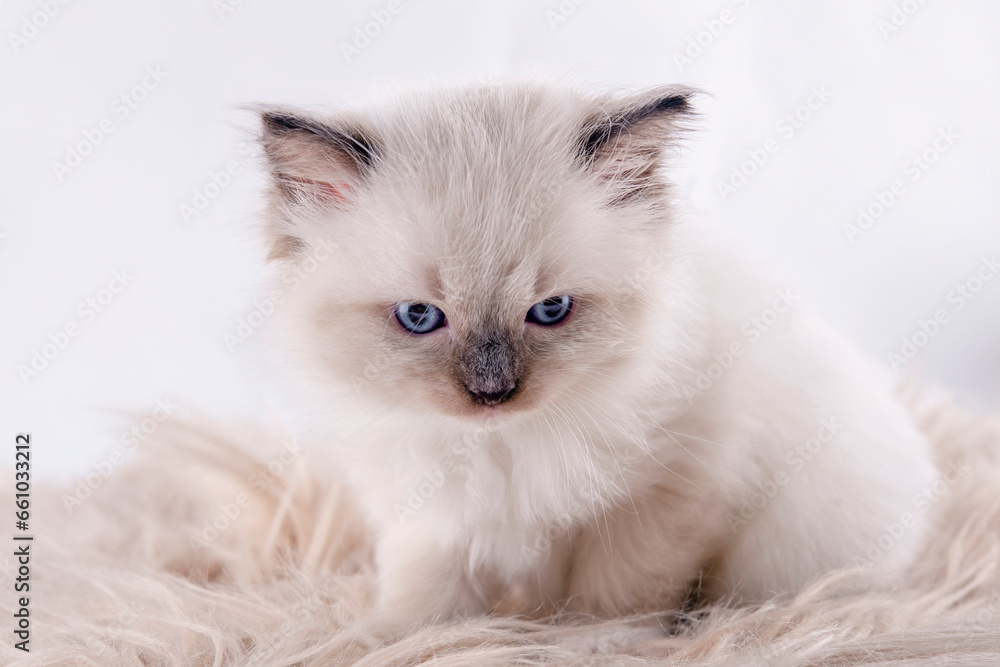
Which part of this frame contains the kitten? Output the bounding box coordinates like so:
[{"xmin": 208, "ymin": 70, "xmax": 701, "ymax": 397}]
[{"xmin": 255, "ymin": 80, "xmax": 938, "ymax": 626}]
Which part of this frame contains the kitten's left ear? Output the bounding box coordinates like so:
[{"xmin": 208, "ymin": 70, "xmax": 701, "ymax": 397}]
[
  {"xmin": 257, "ymin": 109, "xmax": 379, "ymax": 258},
  {"xmin": 579, "ymin": 86, "xmax": 697, "ymax": 205},
  {"xmin": 260, "ymin": 110, "xmax": 378, "ymax": 201}
]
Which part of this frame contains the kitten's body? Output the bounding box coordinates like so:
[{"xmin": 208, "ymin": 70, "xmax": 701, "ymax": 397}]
[{"xmin": 258, "ymin": 81, "xmax": 937, "ymax": 625}]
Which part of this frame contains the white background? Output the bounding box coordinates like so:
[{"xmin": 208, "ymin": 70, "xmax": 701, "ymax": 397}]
[{"xmin": 2, "ymin": 0, "xmax": 999, "ymax": 483}]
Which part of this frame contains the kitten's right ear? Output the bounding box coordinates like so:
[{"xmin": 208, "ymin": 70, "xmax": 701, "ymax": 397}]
[
  {"xmin": 579, "ymin": 86, "xmax": 697, "ymax": 206},
  {"xmin": 258, "ymin": 109, "xmax": 379, "ymax": 259}
]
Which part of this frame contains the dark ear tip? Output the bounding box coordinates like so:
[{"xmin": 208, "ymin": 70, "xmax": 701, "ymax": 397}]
[
  {"xmin": 604, "ymin": 86, "xmax": 700, "ymax": 127},
  {"xmin": 257, "ymin": 107, "xmax": 380, "ymax": 171},
  {"xmin": 653, "ymin": 94, "xmax": 691, "ymax": 114},
  {"xmin": 648, "ymin": 84, "xmax": 705, "ymax": 116},
  {"xmin": 261, "ymin": 111, "xmax": 304, "ymax": 134}
]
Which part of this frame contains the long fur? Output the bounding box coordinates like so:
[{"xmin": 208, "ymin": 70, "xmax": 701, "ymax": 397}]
[{"xmin": 3, "ymin": 385, "xmax": 999, "ymax": 665}]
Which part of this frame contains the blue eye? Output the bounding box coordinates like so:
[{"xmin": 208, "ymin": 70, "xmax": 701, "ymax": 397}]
[
  {"xmin": 395, "ymin": 302, "xmax": 446, "ymax": 334},
  {"xmin": 526, "ymin": 295, "xmax": 573, "ymax": 326}
]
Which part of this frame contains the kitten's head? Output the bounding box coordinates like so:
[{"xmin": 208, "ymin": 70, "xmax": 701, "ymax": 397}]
[{"xmin": 258, "ymin": 81, "xmax": 695, "ymax": 422}]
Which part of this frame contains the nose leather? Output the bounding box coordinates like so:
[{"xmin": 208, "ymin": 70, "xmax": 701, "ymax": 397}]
[{"xmin": 461, "ymin": 336, "xmax": 517, "ymax": 405}]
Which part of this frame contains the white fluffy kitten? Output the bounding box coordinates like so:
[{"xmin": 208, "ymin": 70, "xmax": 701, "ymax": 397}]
[{"xmin": 256, "ymin": 80, "xmax": 937, "ymax": 625}]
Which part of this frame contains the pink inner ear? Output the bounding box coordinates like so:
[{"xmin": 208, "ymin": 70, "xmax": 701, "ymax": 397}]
[{"xmin": 285, "ymin": 175, "xmax": 353, "ymax": 204}]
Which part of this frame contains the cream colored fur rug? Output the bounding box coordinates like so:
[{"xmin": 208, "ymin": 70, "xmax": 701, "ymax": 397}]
[{"xmin": 5, "ymin": 385, "xmax": 1000, "ymax": 666}]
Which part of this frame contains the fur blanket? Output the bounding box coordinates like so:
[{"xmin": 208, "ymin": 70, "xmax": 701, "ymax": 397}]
[{"xmin": 5, "ymin": 385, "xmax": 1000, "ymax": 666}]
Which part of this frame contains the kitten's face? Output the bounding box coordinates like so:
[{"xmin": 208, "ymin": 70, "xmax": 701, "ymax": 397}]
[{"xmin": 261, "ymin": 82, "xmax": 691, "ymax": 422}]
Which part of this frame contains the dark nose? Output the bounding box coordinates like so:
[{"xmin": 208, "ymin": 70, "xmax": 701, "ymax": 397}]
[
  {"xmin": 467, "ymin": 385, "xmax": 516, "ymax": 406},
  {"xmin": 460, "ymin": 335, "xmax": 518, "ymax": 407}
]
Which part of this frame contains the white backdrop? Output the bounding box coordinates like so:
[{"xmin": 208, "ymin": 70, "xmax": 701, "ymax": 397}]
[{"xmin": 3, "ymin": 0, "xmax": 999, "ymax": 483}]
